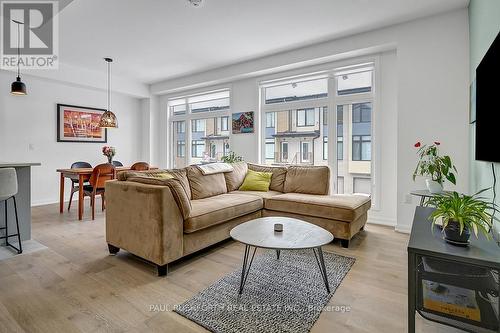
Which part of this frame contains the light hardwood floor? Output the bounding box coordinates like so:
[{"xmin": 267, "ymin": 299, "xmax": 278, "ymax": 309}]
[{"xmin": 0, "ymin": 201, "xmax": 462, "ymax": 333}]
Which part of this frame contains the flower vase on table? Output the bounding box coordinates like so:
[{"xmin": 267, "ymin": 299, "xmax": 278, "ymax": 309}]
[{"xmin": 102, "ymin": 146, "xmax": 116, "ymax": 165}]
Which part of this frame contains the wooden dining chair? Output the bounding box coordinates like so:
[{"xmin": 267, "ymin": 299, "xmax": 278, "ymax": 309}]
[
  {"xmin": 83, "ymin": 163, "xmax": 115, "ymax": 220},
  {"xmin": 111, "ymin": 161, "xmax": 123, "ymax": 167},
  {"xmin": 130, "ymin": 162, "xmax": 150, "ymax": 171},
  {"xmin": 68, "ymin": 161, "xmax": 92, "ymax": 211}
]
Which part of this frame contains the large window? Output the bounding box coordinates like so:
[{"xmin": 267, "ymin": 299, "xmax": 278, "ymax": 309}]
[
  {"xmin": 169, "ymin": 90, "xmax": 231, "ymax": 167},
  {"xmin": 297, "ymin": 108, "xmax": 315, "ymax": 127},
  {"xmin": 258, "ymin": 63, "xmax": 375, "ymax": 198}
]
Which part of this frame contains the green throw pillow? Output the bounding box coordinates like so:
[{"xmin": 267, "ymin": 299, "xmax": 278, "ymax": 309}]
[{"xmin": 239, "ymin": 169, "xmax": 272, "ymax": 192}]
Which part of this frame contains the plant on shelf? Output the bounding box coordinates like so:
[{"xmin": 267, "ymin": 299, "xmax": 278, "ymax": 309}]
[
  {"xmin": 220, "ymin": 151, "xmax": 243, "ymax": 164},
  {"xmin": 102, "ymin": 146, "xmax": 116, "ymax": 164},
  {"xmin": 413, "ymin": 141, "xmax": 457, "ymax": 194},
  {"xmin": 425, "ymin": 189, "xmax": 497, "ymax": 246}
]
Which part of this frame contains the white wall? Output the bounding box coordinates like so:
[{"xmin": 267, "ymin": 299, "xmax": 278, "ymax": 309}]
[
  {"xmin": 0, "ymin": 71, "xmax": 144, "ymax": 206},
  {"xmin": 394, "ymin": 10, "xmax": 469, "ymax": 232},
  {"xmin": 154, "ymin": 9, "xmax": 469, "ymax": 232}
]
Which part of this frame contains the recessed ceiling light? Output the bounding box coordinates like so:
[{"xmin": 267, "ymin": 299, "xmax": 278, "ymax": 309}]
[{"xmin": 188, "ymin": 0, "xmax": 203, "ymax": 7}]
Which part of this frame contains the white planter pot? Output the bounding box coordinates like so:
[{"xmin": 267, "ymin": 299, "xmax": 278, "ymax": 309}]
[{"xmin": 426, "ymin": 179, "xmax": 443, "ymax": 194}]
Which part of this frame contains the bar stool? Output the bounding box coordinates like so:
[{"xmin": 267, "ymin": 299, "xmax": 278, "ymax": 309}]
[{"xmin": 0, "ymin": 168, "xmax": 22, "ymax": 254}]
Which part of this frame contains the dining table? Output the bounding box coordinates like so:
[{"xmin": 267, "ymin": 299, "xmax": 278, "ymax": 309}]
[{"xmin": 57, "ymin": 166, "xmax": 156, "ymax": 220}]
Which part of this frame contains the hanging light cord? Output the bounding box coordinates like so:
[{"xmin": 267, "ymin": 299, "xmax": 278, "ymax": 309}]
[
  {"xmin": 107, "ymin": 61, "xmax": 110, "ymax": 111},
  {"xmin": 16, "ymin": 21, "xmax": 21, "ymax": 78}
]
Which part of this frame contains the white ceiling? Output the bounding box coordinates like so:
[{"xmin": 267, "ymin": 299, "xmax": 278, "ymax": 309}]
[{"xmin": 58, "ymin": 0, "xmax": 469, "ymax": 84}]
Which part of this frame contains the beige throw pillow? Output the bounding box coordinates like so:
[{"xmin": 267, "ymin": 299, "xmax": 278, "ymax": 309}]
[
  {"xmin": 283, "ymin": 165, "xmax": 330, "ymax": 195},
  {"xmin": 187, "ymin": 166, "xmax": 227, "ymax": 199},
  {"xmin": 224, "ymin": 162, "xmax": 248, "ymax": 192}
]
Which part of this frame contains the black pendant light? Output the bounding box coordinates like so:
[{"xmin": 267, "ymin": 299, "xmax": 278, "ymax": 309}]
[
  {"xmin": 99, "ymin": 58, "xmax": 118, "ymax": 128},
  {"xmin": 10, "ymin": 20, "xmax": 26, "ymax": 96}
]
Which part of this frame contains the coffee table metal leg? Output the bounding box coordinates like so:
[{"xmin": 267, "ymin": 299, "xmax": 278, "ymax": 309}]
[
  {"xmin": 313, "ymin": 247, "xmax": 331, "ymax": 293},
  {"xmin": 276, "ymin": 249, "xmax": 280, "ymax": 259},
  {"xmin": 239, "ymin": 245, "xmax": 257, "ymax": 294}
]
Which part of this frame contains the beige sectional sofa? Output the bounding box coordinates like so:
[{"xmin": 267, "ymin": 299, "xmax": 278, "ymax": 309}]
[{"xmin": 105, "ymin": 162, "xmax": 371, "ymax": 276}]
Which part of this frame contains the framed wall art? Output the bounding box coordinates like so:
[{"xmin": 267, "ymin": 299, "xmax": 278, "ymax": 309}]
[{"xmin": 57, "ymin": 104, "xmax": 107, "ymax": 143}]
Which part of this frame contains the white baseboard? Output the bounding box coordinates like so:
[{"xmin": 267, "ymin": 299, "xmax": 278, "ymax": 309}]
[
  {"xmin": 367, "ymin": 216, "xmax": 396, "ymax": 227},
  {"xmin": 395, "ymin": 225, "xmax": 411, "ymax": 234},
  {"xmin": 31, "ymin": 196, "xmax": 94, "ymax": 207}
]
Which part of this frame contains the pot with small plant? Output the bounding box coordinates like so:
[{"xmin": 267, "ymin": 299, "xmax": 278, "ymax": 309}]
[
  {"xmin": 413, "ymin": 141, "xmax": 457, "ymax": 194},
  {"xmin": 220, "ymin": 151, "xmax": 243, "ymax": 164},
  {"xmin": 425, "ymin": 189, "xmax": 497, "ymax": 246}
]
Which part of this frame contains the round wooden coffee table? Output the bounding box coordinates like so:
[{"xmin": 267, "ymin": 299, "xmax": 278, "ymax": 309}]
[{"xmin": 230, "ymin": 216, "xmax": 334, "ymax": 294}]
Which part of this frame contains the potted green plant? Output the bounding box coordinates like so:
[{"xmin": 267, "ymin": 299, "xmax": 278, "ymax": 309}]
[
  {"xmin": 221, "ymin": 152, "xmax": 243, "ymax": 164},
  {"xmin": 425, "ymin": 189, "xmax": 497, "ymax": 246},
  {"xmin": 413, "ymin": 141, "xmax": 457, "ymax": 193}
]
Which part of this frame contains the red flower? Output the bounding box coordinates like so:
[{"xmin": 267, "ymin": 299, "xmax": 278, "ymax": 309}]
[
  {"xmin": 414, "ymin": 142, "xmax": 421, "ymax": 148},
  {"xmin": 434, "ymin": 141, "xmax": 440, "ymax": 146}
]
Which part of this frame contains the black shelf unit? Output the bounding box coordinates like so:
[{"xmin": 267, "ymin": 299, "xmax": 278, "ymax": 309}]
[{"xmin": 408, "ymin": 207, "xmax": 500, "ymax": 333}]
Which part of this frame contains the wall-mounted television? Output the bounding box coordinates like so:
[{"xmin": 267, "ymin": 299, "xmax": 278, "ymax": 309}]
[{"xmin": 475, "ymin": 30, "xmax": 500, "ymax": 162}]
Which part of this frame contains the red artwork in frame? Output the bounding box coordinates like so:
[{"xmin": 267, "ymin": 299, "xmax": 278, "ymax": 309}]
[{"xmin": 57, "ymin": 104, "xmax": 107, "ymax": 143}]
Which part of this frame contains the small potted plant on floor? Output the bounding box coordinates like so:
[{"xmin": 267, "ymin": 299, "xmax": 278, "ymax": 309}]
[
  {"xmin": 425, "ymin": 189, "xmax": 497, "ymax": 246},
  {"xmin": 413, "ymin": 141, "xmax": 457, "ymax": 193}
]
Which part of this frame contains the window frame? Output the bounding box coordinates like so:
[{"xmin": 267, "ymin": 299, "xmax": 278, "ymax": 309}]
[
  {"xmin": 191, "ymin": 140, "xmax": 205, "ymax": 158},
  {"xmin": 176, "ymin": 140, "xmax": 185, "ymax": 158},
  {"xmin": 281, "ymin": 141, "xmax": 289, "ymax": 161},
  {"xmin": 352, "ymin": 135, "xmax": 371, "ymax": 161},
  {"xmin": 296, "ymin": 108, "xmax": 315, "ymax": 127},
  {"xmin": 168, "ymin": 89, "xmax": 231, "ymax": 168},
  {"xmin": 266, "ymin": 112, "xmax": 275, "ymax": 128},
  {"xmin": 300, "ymin": 141, "xmax": 310, "ymax": 162},
  {"xmin": 221, "ymin": 116, "xmax": 229, "ymax": 131}
]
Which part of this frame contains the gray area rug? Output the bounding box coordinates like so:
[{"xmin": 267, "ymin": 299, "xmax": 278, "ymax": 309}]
[{"xmin": 175, "ymin": 249, "xmax": 355, "ymax": 333}]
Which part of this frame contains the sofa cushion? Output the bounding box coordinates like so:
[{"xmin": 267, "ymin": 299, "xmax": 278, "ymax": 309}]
[
  {"xmin": 239, "ymin": 170, "xmax": 272, "ymax": 192},
  {"xmin": 186, "ymin": 166, "xmax": 227, "ymax": 200},
  {"xmin": 224, "ymin": 162, "xmax": 248, "ymax": 192},
  {"xmin": 284, "ymin": 165, "xmax": 330, "ymax": 195},
  {"xmin": 118, "ymin": 168, "xmax": 192, "ymax": 199},
  {"xmin": 247, "ymin": 163, "xmax": 287, "ymax": 192},
  {"xmin": 122, "ymin": 176, "xmax": 192, "ymax": 219},
  {"xmin": 185, "ymin": 193, "xmax": 263, "ymax": 233},
  {"xmin": 229, "ymin": 190, "xmax": 282, "ymax": 202},
  {"xmin": 265, "ymin": 193, "xmax": 371, "ymax": 222},
  {"xmin": 168, "ymin": 169, "xmax": 192, "ymax": 199}
]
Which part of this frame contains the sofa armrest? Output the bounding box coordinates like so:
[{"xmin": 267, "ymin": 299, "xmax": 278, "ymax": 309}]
[{"xmin": 105, "ymin": 180, "xmax": 184, "ymax": 265}]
